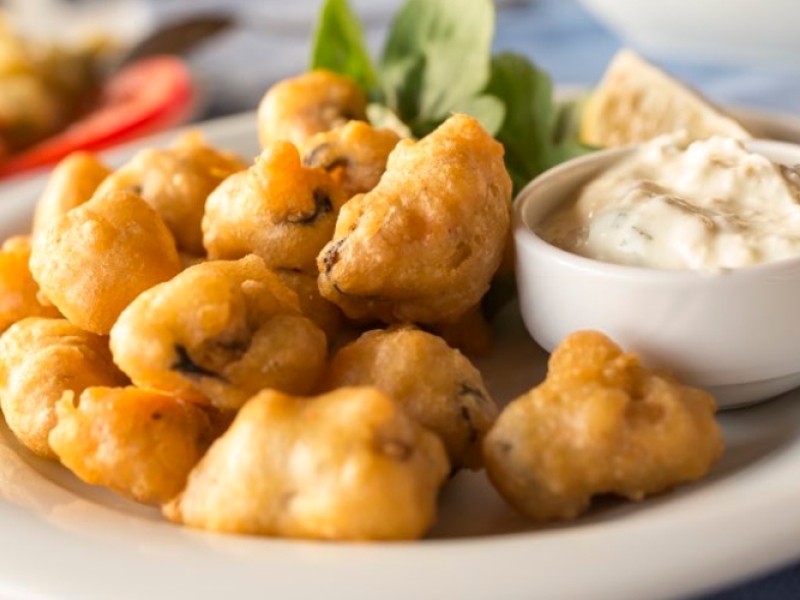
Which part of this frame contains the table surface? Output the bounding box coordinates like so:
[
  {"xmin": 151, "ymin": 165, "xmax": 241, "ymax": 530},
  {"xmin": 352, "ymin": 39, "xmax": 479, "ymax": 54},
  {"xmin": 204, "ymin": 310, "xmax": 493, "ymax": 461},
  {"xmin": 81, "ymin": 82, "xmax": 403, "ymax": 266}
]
[
  {"xmin": 147, "ymin": 0, "xmax": 800, "ymax": 120},
  {"xmin": 36, "ymin": 0, "xmax": 800, "ymax": 598}
]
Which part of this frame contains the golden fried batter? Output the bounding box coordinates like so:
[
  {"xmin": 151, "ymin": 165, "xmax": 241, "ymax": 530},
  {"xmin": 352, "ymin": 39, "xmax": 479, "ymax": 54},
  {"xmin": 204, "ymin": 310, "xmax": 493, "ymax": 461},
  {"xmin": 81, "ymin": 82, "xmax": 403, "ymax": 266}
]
[
  {"xmin": 274, "ymin": 268, "xmax": 343, "ymax": 340},
  {"xmin": 202, "ymin": 141, "xmax": 347, "ymax": 272},
  {"xmin": 483, "ymin": 330, "xmax": 724, "ymax": 521},
  {"xmin": 164, "ymin": 386, "xmax": 449, "ymax": 540},
  {"xmin": 317, "ymin": 113, "xmax": 512, "ymax": 324},
  {"xmin": 49, "ymin": 386, "xmax": 215, "ymax": 504},
  {"xmin": 428, "ymin": 304, "xmax": 493, "ymax": 356},
  {"xmin": 94, "ymin": 132, "xmax": 246, "ymax": 255},
  {"xmin": 29, "ymin": 190, "xmax": 182, "ymax": 335},
  {"xmin": 257, "ymin": 70, "xmax": 367, "ymax": 148},
  {"xmin": 180, "ymin": 252, "xmax": 207, "ymax": 271},
  {"xmin": 299, "ymin": 121, "xmax": 401, "ymax": 200},
  {"xmin": 321, "ymin": 328, "xmax": 497, "ymax": 470},
  {"xmin": 110, "ymin": 255, "xmax": 327, "ymax": 411},
  {"xmin": 32, "ymin": 152, "xmax": 111, "ymax": 239},
  {"xmin": 0, "ymin": 236, "xmax": 59, "ymax": 334},
  {"xmin": 0, "ymin": 318, "xmax": 127, "ymax": 458}
]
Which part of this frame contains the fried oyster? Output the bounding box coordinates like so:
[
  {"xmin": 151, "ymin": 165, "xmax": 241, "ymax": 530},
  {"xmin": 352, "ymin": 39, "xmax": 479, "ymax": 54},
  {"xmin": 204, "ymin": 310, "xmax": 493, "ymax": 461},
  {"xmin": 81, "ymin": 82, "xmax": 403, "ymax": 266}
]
[
  {"xmin": 109, "ymin": 255, "xmax": 327, "ymax": 412},
  {"xmin": 29, "ymin": 190, "xmax": 182, "ymax": 335},
  {"xmin": 0, "ymin": 317, "xmax": 126, "ymax": 458},
  {"xmin": 94, "ymin": 132, "xmax": 246, "ymax": 256},
  {"xmin": 202, "ymin": 141, "xmax": 347, "ymax": 273},
  {"xmin": 299, "ymin": 120, "xmax": 401, "ymax": 201},
  {"xmin": 257, "ymin": 69, "xmax": 367, "ymax": 148},
  {"xmin": 320, "ymin": 327, "xmax": 498, "ymax": 470},
  {"xmin": 50, "ymin": 386, "xmax": 215, "ymax": 504},
  {"xmin": 483, "ymin": 330, "xmax": 724, "ymax": 522},
  {"xmin": 164, "ymin": 386, "xmax": 449, "ymax": 540},
  {"xmin": 0, "ymin": 236, "xmax": 59, "ymax": 334},
  {"xmin": 31, "ymin": 151, "xmax": 111, "ymax": 239},
  {"xmin": 317, "ymin": 113, "xmax": 512, "ymax": 325}
]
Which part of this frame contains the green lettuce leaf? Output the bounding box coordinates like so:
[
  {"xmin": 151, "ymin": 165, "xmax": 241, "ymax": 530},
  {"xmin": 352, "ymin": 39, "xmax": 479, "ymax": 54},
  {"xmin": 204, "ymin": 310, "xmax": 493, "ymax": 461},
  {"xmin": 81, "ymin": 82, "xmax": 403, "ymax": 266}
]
[
  {"xmin": 310, "ymin": 0, "xmax": 377, "ymax": 93},
  {"xmin": 380, "ymin": 0, "xmax": 495, "ymax": 130},
  {"xmin": 487, "ymin": 53, "xmax": 594, "ymax": 194}
]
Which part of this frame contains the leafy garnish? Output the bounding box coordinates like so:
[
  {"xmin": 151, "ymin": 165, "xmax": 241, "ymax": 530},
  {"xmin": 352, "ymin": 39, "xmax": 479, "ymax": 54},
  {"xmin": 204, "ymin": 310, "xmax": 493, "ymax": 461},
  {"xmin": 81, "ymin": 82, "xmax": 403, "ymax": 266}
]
[
  {"xmin": 448, "ymin": 94, "xmax": 506, "ymax": 140},
  {"xmin": 486, "ymin": 53, "xmax": 556, "ymax": 193},
  {"xmin": 554, "ymin": 92, "xmax": 591, "ymax": 146},
  {"xmin": 486, "ymin": 53, "xmax": 594, "ymax": 192},
  {"xmin": 553, "ymin": 92, "xmax": 596, "ymax": 163},
  {"xmin": 310, "ymin": 0, "xmax": 593, "ymax": 194},
  {"xmin": 366, "ymin": 103, "xmax": 412, "ymax": 139},
  {"xmin": 310, "ymin": 0, "xmax": 377, "ymax": 93},
  {"xmin": 380, "ymin": 0, "xmax": 496, "ymax": 134}
]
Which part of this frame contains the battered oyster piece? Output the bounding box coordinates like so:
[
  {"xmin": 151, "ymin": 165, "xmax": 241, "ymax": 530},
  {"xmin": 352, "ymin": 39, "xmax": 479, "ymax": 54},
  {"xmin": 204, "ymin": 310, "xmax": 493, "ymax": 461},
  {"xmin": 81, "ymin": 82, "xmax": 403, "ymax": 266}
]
[
  {"xmin": 164, "ymin": 386, "xmax": 449, "ymax": 540},
  {"xmin": 49, "ymin": 386, "xmax": 215, "ymax": 504},
  {"xmin": 299, "ymin": 121, "xmax": 401, "ymax": 200},
  {"xmin": 483, "ymin": 330, "xmax": 724, "ymax": 522},
  {"xmin": 202, "ymin": 141, "xmax": 347, "ymax": 272},
  {"xmin": 32, "ymin": 152, "xmax": 111, "ymax": 239},
  {"xmin": 257, "ymin": 70, "xmax": 367, "ymax": 148},
  {"xmin": 0, "ymin": 236, "xmax": 59, "ymax": 334},
  {"xmin": 317, "ymin": 113, "xmax": 512, "ymax": 324},
  {"xmin": 274, "ymin": 268, "xmax": 343, "ymax": 340},
  {"xmin": 0, "ymin": 318, "xmax": 127, "ymax": 458},
  {"xmin": 109, "ymin": 255, "xmax": 328, "ymax": 412},
  {"xmin": 30, "ymin": 190, "xmax": 182, "ymax": 335},
  {"xmin": 321, "ymin": 328, "xmax": 498, "ymax": 470},
  {"xmin": 94, "ymin": 132, "xmax": 247, "ymax": 255}
]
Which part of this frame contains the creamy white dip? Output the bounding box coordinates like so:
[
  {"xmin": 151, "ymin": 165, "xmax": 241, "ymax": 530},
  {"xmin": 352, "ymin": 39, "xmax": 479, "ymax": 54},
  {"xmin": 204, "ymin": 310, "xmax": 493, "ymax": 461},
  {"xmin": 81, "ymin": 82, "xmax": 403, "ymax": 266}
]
[{"xmin": 537, "ymin": 133, "xmax": 800, "ymax": 270}]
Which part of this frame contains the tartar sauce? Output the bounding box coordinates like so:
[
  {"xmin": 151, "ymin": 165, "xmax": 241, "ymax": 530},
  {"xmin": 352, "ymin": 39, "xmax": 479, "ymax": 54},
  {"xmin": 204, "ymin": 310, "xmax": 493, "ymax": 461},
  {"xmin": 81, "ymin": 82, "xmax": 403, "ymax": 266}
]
[{"xmin": 537, "ymin": 133, "xmax": 800, "ymax": 270}]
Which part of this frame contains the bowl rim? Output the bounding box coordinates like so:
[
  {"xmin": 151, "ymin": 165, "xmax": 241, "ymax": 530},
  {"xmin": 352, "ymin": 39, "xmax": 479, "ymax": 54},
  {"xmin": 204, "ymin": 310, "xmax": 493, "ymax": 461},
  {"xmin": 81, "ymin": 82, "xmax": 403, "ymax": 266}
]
[{"xmin": 512, "ymin": 137, "xmax": 800, "ymax": 282}]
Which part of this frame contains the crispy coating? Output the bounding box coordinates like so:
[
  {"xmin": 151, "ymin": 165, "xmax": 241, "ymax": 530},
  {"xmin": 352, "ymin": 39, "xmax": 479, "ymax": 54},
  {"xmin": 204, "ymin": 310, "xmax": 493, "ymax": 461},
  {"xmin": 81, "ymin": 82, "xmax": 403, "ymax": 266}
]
[
  {"xmin": 164, "ymin": 386, "xmax": 449, "ymax": 540},
  {"xmin": 202, "ymin": 141, "xmax": 347, "ymax": 272},
  {"xmin": 180, "ymin": 252, "xmax": 207, "ymax": 271},
  {"xmin": 483, "ymin": 330, "xmax": 724, "ymax": 522},
  {"xmin": 257, "ymin": 70, "xmax": 367, "ymax": 148},
  {"xmin": 49, "ymin": 386, "xmax": 215, "ymax": 504},
  {"xmin": 109, "ymin": 255, "xmax": 328, "ymax": 411},
  {"xmin": 32, "ymin": 152, "xmax": 111, "ymax": 239},
  {"xmin": 317, "ymin": 114, "xmax": 512, "ymax": 324},
  {"xmin": 30, "ymin": 190, "xmax": 182, "ymax": 335},
  {"xmin": 428, "ymin": 304, "xmax": 493, "ymax": 356},
  {"xmin": 94, "ymin": 132, "xmax": 246, "ymax": 255},
  {"xmin": 0, "ymin": 236, "xmax": 59, "ymax": 334},
  {"xmin": 0, "ymin": 318, "xmax": 126, "ymax": 458},
  {"xmin": 321, "ymin": 328, "xmax": 497, "ymax": 470},
  {"xmin": 299, "ymin": 121, "xmax": 401, "ymax": 200},
  {"xmin": 274, "ymin": 268, "xmax": 343, "ymax": 340}
]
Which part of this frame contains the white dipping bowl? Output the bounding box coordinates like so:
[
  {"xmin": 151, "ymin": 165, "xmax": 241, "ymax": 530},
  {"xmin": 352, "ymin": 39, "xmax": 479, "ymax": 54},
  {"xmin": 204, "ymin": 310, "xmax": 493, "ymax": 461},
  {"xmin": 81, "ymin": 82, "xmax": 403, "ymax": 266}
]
[{"xmin": 513, "ymin": 139, "xmax": 800, "ymax": 409}]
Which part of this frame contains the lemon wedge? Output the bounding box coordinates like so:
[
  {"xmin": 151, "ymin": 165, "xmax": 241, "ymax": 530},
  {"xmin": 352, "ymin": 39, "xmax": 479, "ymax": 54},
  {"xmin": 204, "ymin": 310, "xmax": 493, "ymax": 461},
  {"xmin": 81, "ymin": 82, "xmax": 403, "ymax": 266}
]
[{"xmin": 580, "ymin": 49, "xmax": 750, "ymax": 147}]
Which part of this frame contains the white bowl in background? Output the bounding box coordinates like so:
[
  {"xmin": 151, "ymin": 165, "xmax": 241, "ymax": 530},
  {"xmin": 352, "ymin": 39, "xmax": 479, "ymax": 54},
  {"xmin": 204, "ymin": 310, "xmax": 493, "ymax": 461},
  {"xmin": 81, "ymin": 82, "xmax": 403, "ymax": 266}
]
[
  {"xmin": 513, "ymin": 138, "xmax": 800, "ymax": 409},
  {"xmin": 578, "ymin": 0, "xmax": 800, "ymax": 64}
]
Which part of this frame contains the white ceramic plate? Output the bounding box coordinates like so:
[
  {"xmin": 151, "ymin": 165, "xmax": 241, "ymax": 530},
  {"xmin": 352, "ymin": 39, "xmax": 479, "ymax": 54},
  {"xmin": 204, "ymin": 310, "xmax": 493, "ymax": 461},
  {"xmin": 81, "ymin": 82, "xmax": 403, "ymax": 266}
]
[{"xmin": 3, "ymin": 110, "xmax": 800, "ymax": 600}]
